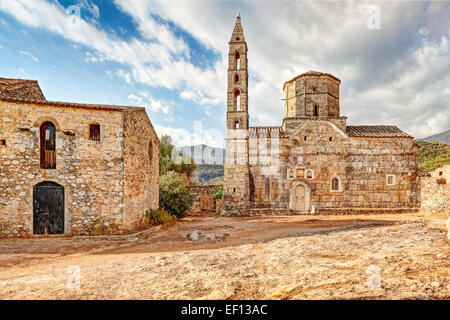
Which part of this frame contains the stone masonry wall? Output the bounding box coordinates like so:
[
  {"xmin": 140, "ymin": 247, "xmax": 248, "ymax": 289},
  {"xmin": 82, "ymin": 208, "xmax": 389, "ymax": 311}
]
[
  {"xmin": 420, "ymin": 165, "xmax": 450, "ymax": 214},
  {"xmin": 0, "ymin": 101, "xmax": 126, "ymax": 237},
  {"xmin": 122, "ymin": 109, "xmax": 159, "ymax": 229},
  {"xmin": 187, "ymin": 185, "xmax": 222, "ymax": 215},
  {"xmin": 248, "ymin": 120, "xmax": 419, "ymax": 214}
]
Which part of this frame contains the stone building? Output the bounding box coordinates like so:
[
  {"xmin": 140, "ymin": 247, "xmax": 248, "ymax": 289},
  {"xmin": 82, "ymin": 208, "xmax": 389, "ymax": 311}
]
[
  {"xmin": 0, "ymin": 77, "xmax": 159, "ymax": 237},
  {"xmin": 223, "ymin": 14, "xmax": 420, "ymax": 216}
]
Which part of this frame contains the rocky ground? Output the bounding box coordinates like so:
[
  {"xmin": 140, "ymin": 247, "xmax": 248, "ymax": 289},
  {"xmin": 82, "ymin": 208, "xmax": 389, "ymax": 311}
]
[{"xmin": 0, "ymin": 214, "xmax": 448, "ymax": 300}]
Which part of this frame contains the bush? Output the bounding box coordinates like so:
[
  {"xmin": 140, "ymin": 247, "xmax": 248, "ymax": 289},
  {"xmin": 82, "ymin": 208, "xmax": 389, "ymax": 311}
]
[
  {"xmin": 213, "ymin": 188, "xmax": 223, "ymax": 201},
  {"xmin": 159, "ymin": 171, "xmax": 193, "ymax": 218},
  {"xmin": 144, "ymin": 208, "xmax": 177, "ymax": 226}
]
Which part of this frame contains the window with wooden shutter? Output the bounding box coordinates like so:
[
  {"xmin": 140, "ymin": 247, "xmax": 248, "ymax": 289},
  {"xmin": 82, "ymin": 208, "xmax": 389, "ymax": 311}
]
[
  {"xmin": 40, "ymin": 121, "xmax": 56, "ymax": 169},
  {"xmin": 89, "ymin": 124, "xmax": 100, "ymax": 141}
]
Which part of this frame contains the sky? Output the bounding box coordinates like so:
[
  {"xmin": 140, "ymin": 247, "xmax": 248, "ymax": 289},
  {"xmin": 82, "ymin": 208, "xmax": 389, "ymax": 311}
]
[{"xmin": 0, "ymin": 0, "xmax": 448, "ymax": 148}]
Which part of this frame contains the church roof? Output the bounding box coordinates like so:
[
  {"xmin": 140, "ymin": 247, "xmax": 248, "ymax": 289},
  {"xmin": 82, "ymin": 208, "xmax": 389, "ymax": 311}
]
[
  {"xmin": 283, "ymin": 70, "xmax": 341, "ymax": 90},
  {"xmin": 249, "ymin": 126, "xmax": 286, "ymax": 138},
  {"xmin": 346, "ymin": 125, "xmax": 412, "ymax": 138},
  {"xmin": 0, "ymin": 77, "xmax": 46, "ymax": 101}
]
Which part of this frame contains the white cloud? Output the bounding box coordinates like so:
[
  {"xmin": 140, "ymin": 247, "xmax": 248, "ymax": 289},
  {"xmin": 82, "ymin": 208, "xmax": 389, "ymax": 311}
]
[
  {"xmin": 155, "ymin": 124, "xmax": 225, "ymax": 148},
  {"xmin": 1, "ymin": 0, "xmax": 449, "ymax": 139},
  {"xmin": 115, "ymin": 69, "xmax": 131, "ymax": 84},
  {"xmin": 19, "ymin": 50, "xmax": 39, "ymax": 62},
  {"xmin": 128, "ymin": 91, "xmax": 171, "ymax": 114},
  {"xmin": 78, "ymin": 0, "xmax": 100, "ymax": 19}
]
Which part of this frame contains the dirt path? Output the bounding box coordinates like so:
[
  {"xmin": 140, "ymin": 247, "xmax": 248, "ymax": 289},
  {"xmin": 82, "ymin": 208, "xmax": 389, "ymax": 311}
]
[{"xmin": 0, "ymin": 214, "xmax": 448, "ymax": 299}]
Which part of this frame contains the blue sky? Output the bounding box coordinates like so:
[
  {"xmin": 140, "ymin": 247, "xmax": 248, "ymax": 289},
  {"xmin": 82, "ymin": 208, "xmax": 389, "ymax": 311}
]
[{"xmin": 0, "ymin": 0, "xmax": 449, "ymax": 147}]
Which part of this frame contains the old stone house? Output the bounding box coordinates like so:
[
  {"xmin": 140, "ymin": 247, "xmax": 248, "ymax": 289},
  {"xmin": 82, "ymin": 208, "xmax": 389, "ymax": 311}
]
[
  {"xmin": 0, "ymin": 77, "xmax": 159, "ymax": 237},
  {"xmin": 223, "ymin": 14, "xmax": 420, "ymax": 215}
]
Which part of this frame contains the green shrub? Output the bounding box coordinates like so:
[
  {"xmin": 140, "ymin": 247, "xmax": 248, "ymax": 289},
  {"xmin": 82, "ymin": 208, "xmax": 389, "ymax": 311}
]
[
  {"xmin": 213, "ymin": 188, "xmax": 223, "ymax": 200},
  {"xmin": 159, "ymin": 171, "xmax": 193, "ymax": 218},
  {"xmin": 144, "ymin": 208, "xmax": 177, "ymax": 226}
]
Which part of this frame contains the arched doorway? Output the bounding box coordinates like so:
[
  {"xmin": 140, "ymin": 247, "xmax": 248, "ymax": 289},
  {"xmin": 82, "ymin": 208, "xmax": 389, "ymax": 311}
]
[
  {"xmin": 290, "ymin": 181, "xmax": 311, "ymax": 213},
  {"xmin": 294, "ymin": 184, "xmax": 306, "ymax": 211},
  {"xmin": 33, "ymin": 181, "xmax": 64, "ymax": 234}
]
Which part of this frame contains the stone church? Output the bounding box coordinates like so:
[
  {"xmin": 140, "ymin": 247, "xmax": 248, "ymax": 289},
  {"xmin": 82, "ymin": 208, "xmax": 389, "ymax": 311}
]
[
  {"xmin": 0, "ymin": 77, "xmax": 159, "ymax": 237},
  {"xmin": 223, "ymin": 14, "xmax": 420, "ymax": 216}
]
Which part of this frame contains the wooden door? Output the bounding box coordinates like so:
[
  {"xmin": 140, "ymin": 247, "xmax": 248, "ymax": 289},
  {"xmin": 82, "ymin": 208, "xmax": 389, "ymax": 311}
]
[
  {"xmin": 33, "ymin": 182, "xmax": 64, "ymax": 234},
  {"xmin": 294, "ymin": 185, "xmax": 305, "ymax": 211}
]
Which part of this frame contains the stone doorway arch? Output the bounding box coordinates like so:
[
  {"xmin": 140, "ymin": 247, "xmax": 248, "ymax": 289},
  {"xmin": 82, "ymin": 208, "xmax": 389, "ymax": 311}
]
[{"xmin": 290, "ymin": 181, "xmax": 311, "ymax": 213}]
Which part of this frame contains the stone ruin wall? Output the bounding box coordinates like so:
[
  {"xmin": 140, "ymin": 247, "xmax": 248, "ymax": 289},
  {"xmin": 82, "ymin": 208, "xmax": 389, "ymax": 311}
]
[
  {"xmin": 187, "ymin": 185, "xmax": 222, "ymax": 216},
  {"xmin": 419, "ymin": 165, "xmax": 450, "ymax": 214},
  {"xmin": 0, "ymin": 101, "xmax": 128, "ymax": 237}
]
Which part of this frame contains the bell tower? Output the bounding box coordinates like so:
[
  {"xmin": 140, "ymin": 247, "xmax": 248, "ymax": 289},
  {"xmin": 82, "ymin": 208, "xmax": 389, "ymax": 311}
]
[
  {"xmin": 226, "ymin": 12, "xmax": 249, "ymax": 130},
  {"xmin": 222, "ymin": 13, "xmax": 250, "ymax": 216}
]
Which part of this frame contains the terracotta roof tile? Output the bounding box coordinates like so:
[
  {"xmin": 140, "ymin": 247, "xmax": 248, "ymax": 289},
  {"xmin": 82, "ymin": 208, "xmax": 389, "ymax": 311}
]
[
  {"xmin": 249, "ymin": 126, "xmax": 286, "ymax": 138},
  {"xmin": 0, "ymin": 77, "xmax": 46, "ymax": 101},
  {"xmin": 283, "ymin": 70, "xmax": 341, "ymax": 89},
  {"xmin": 346, "ymin": 125, "xmax": 412, "ymax": 138}
]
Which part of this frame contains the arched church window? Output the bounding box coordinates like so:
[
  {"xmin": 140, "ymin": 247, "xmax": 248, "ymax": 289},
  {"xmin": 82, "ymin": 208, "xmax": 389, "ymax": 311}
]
[
  {"xmin": 40, "ymin": 121, "xmax": 56, "ymax": 169},
  {"xmin": 234, "ymin": 74, "xmax": 239, "ymax": 83},
  {"xmin": 331, "ymin": 178, "xmax": 340, "ymax": 191},
  {"xmin": 314, "ymin": 104, "xmax": 319, "ymax": 117},
  {"xmin": 234, "ymin": 89, "xmax": 241, "ymax": 111},
  {"xmin": 235, "ymin": 51, "xmax": 240, "ymax": 69}
]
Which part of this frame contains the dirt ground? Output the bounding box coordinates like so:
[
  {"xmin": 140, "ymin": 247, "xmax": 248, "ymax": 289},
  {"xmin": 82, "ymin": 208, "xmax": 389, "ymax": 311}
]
[{"xmin": 0, "ymin": 213, "xmax": 448, "ymax": 300}]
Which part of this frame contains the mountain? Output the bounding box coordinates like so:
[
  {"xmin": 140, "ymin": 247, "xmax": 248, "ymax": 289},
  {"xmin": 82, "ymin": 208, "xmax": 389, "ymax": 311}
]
[
  {"xmin": 177, "ymin": 144, "xmax": 225, "ymax": 184},
  {"xmin": 417, "ymin": 129, "xmax": 450, "ymax": 145},
  {"xmin": 177, "ymin": 144, "xmax": 225, "ymax": 165},
  {"xmin": 415, "ymin": 140, "xmax": 450, "ymax": 172}
]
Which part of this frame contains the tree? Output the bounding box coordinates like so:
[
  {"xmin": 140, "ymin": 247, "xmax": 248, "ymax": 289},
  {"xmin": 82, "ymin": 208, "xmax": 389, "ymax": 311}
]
[
  {"xmin": 159, "ymin": 171, "xmax": 193, "ymax": 218},
  {"xmin": 159, "ymin": 135, "xmax": 197, "ymax": 176}
]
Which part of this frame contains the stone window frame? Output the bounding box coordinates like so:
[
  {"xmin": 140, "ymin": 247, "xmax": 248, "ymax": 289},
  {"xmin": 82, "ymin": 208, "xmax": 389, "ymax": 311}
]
[
  {"xmin": 306, "ymin": 169, "xmax": 314, "ymax": 179},
  {"xmin": 386, "ymin": 174, "xmax": 396, "ymax": 186},
  {"xmin": 295, "ymin": 166, "xmax": 306, "ymax": 179},
  {"xmin": 330, "ymin": 174, "xmax": 343, "ymax": 192}
]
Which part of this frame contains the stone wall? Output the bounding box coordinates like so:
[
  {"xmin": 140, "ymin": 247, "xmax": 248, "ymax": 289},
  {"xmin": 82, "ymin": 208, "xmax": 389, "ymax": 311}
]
[
  {"xmin": 246, "ymin": 120, "xmax": 419, "ymax": 214},
  {"xmin": 0, "ymin": 100, "xmax": 157, "ymax": 237},
  {"xmin": 187, "ymin": 185, "xmax": 222, "ymax": 215},
  {"xmin": 420, "ymin": 165, "xmax": 450, "ymax": 214},
  {"xmin": 122, "ymin": 109, "xmax": 159, "ymax": 229}
]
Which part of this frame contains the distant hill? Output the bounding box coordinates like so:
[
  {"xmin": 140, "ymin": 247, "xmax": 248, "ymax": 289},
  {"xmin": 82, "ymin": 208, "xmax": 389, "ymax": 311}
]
[
  {"xmin": 417, "ymin": 129, "xmax": 450, "ymax": 145},
  {"xmin": 177, "ymin": 144, "xmax": 225, "ymax": 165},
  {"xmin": 416, "ymin": 140, "xmax": 450, "ymax": 172},
  {"xmin": 177, "ymin": 145, "xmax": 225, "ymax": 184}
]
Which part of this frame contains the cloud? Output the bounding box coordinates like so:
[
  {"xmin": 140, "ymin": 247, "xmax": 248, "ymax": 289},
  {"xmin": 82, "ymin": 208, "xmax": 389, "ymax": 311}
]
[
  {"xmin": 155, "ymin": 124, "xmax": 225, "ymax": 148},
  {"xmin": 1, "ymin": 0, "xmax": 448, "ymax": 139},
  {"xmin": 128, "ymin": 91, "xmax": 171, "ymax": 114},
  {"xmin": 78, "ymin": 0, "xmax": 100, "ymax": 19},
  {"xmin": 115, "ymin": 69, "xmax": 131, "ymax": 83},
  {"xmin": 19, "ymin": 50, "xmax": 39, "ymax": 62}
]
